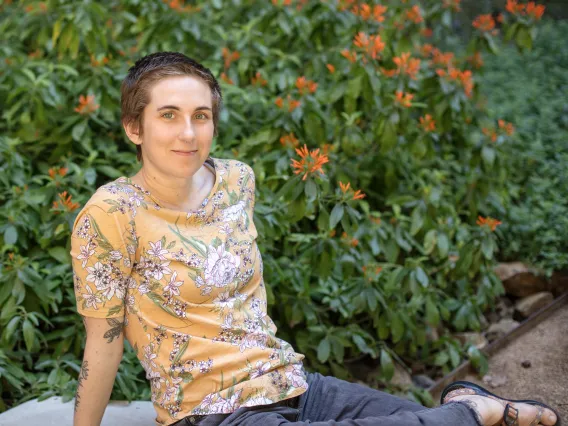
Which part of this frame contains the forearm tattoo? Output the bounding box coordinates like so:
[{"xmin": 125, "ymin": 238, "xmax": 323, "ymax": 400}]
[
  {"xmin": 103, "ymin": 318, "xmax": 124, "ymax": 343},
  {"xmin": 74, "ymin": 360, "xmax": 89, "ymax": 413}
]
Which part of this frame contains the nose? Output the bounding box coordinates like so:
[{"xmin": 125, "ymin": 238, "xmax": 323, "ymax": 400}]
[{"xmin": 179, "ymin": 118, "xmax": 195, "ymax": 142}]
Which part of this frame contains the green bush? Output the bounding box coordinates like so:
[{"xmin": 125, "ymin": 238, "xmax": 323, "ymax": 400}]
[
  {"xmin": 477, "ymin": 20, "xmax": 568, "ymax": 274},
  {"xmin": 0, "ymin": 0, "xmax": 545, "ymax": 410}
]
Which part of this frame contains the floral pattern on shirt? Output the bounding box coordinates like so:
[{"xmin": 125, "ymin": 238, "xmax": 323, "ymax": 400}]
[{"xmin": 70, "ymin": 158, "xmax": 307, "ymax": 425}]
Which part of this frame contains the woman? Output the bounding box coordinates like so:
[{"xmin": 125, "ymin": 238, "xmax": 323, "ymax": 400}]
[{"xmin": 70, "ymin": 52, "xmax": 560, "ymax": 426}]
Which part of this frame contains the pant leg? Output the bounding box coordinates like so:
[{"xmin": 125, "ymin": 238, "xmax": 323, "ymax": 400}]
[
  {"xmin": 294, "ymin": 372, "xmax": 481, "ymax": 426},
  {"xmin": 200, "ymin": 372, "xmax": 482, "ymax": 426}
]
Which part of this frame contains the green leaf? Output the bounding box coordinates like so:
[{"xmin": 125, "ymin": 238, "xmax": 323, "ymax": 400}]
[
  {"xmin": 424, "ymin": 230, "xmax": 437, "ymax": 254},
  {"xmin": 516, "ymin": 26, "xmax": 533, "ymax": 50},
  {"xmin": 381, "ymin": 120, "xmax": 397, "ymax": 154},
  {"xmin": 481, "ymin": 238, "xmax": 494, "ymax": 260},
  {"xmin": 425, "ymin": 298, "xmax": 440, "ymax": 326},
  {"xmin": 380, "ymin": 349, "xmax": 394, "ymax": 381},
  {"xmin": 329, "ymin": 204, "xmax": 344, "ymax": 230},
  {"xmin": 390, "ymin": 312, "xmax": 404, "ymax": 343},
  {"xmin": 317, "ymin": 338, "xmax": 331, "ymax": 363},
  {"xmin": 437, "ymin": 233, "xmax": 449, "ymax": 258},
  {"xmin": 415, "ymin": 267, "xmax": 429, "ymax": 288},
  {"xmin": 23, "ymin": 319, "xmax": 35, "ymax": 351},
  {"xmin": 304, "ymin": 179, "xmax": 318, "ymax": 202},
  {"xmin": 48, "ymin": 247, "xmax": 70, "ymax": 264},
  {"xmin": 72, "ymin": 121, "xmax": 88, "ymax": 141},
  {"xmin": 4, "ymin": 225, "xmax": 18, "ymax": 245},
  {"xmin": 481, "ymin": 146, "xmax": 495, "ymax": 168}
]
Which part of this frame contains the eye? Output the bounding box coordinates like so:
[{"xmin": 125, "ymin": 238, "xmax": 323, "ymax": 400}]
[
  {"xmin": 161, "ymin": 112, "xmax": 174, "ymax": 119},
  {"xmin": 195, "ymin": 113, "xmax": 209, "ymax": 120}
]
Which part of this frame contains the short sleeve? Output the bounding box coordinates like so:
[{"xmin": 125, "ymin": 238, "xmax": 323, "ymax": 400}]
[{"xmin": 70, "ymin": 201, "xmax": 135, "ymax": 319}]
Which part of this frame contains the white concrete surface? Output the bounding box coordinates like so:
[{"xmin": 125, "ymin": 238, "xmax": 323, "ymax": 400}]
[{"xmin": 0, "ymin": 397, "xmax": 156, "ymax": 426}]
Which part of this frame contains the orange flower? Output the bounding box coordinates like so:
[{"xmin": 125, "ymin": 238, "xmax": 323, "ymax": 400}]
[
  {"xmin": 525, "ymin": 2, "xmax": 545, "ymax": 19},
  {"xmin": 275, "ymin": 97, "xmax": 284, "ymax": 108},
  {"xmin": 49, "ymin": 167, "xmax": 68, "ymax": 179},
  {"xmin": 353, "ymin": 32, "xmax": 385, "ymax": 60},
  {"xmin": 329, "ymin": 229, "xmax": 337, "ymax": 238},
  {"xmin": 420, "ymin": 43, "xmax": 435, "ymax": 57},
  {"xmin": 380, "ymin": 67, "xmax": 397, "ymax": 78},
  {"xmin": 326, "ymin": 64, "xmax": 336, "ymax": 74},
  {"xmin": 506, "ymin": 0, "xmax": 526, "ymax": 14},
  {"xmin": 339, "ymin": 181, "xmax": 351, "ymax": 194},
  {"xmin": 472, "ymin": 14, "xmax": 496, "ymax": 32},
  {"xmin": 419, "ymin": 114, "xmax": 436, "ymax": 132},
  {"xmin": 251, "ymin": 71, "xmax": 267, "ymax": 86},
  {"xmin": 467, "ymin": 52, "xmax": 484, "ymax": 69},
  {"xmin": 373, "ymin": 4, "xmax": 388, "ymax": 22},
  {"xmin": 280, "ymin": 133, "xmax": 299, "ymax": 148},
  {"xmin": 442, "ymin": 0, "xmax": 461, "ymax": 11},
  {"xmin": 394, "ymin": 91, "xmax": 413, "ymax": 108},
  {"xmin": 392, "ymin": 52, "xmax": 421, "ymax": 80},
  {"xmin": 476, "ymin": 216, "xmax": 502, "ymax": 231},
  {"xmin": 498, "ymin": 119, "xmax": 515, "ymax": 135},
  {"xmin": 222, "ymin": 47, "xmax": 240, "ymax": 70},
  {"xmin": 220, "ymin": 72, "xmax": 234, "ymax": 85},
  {"xmin": 321, "ymin": 143, "xmax": 333, "ymax": 156},
  {"xmin": 352, "ymin": 189, "xmax": 366, "ymax": 200},
  {"xmin": 53, "ymin": 191, "xmax": 80, "ymax": 213},
  {"xmin": 421, "ymin": 27, "xmax": 433, "ymax": 37},
  {"xmin": 90, "ymin": 55, "xmax": 109, "ymax": 67},
  {"xmin": 482, "ymin": 127, "xmax": 498, "ymax": 142},
  {"xmin": 288, "ymin": 98, "xmax": 301, "ymax": 112},
  {"xmin": 341, "ymin": 49, "xmax": 357, "ymax": 63},
  {"xmin": 296, "ymin": 76, "xmax": 318, "ymax": 95},
  {"xmin": 406, "ymin": 5, "xmax": 423, "ymax": 23},
  {"xmin": 290, "ymin": 144, "xmax": 329, "ymax": 181},
  {"xmin": 432, "ymin": 50, "xmax": 454, "ymax": 67},
  {"xmin": 351, "ymin": 3, "xmax": 371, "ymax": 20},
  {"xmin": 74, "ymin": 95, "xmax": 99, "ymax": 115}
]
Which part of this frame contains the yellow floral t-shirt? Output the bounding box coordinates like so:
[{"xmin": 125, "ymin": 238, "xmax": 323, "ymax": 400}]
[{"xmin": 70, "ymin": 157, "xmax": 308, "ymax": 425}]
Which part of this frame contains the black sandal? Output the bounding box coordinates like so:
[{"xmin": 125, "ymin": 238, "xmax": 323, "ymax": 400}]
[{"xmin": 440, "ymin": 380, "xmax": 562, "ymax": 426}]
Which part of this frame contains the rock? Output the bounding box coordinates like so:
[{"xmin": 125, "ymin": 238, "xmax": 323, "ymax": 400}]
[
  {"xmin": 550, "ymin": 270, "xmax": 568, "ymax": 297},
  {"xmin": 412, "ymin": 374, "xmax": 436, "ymax": 389},
  {"xmin": 454, "ymin": 332, "xmax": 488, "ymax": 349},
  {"xmin": 482, "ymin": 374, "xmax": 508, "ymax": 388},
  {"xmin": 494, "ymin": 262, "xmax": 548, "ymax": 297},
  {"xmin": 389, "ymin": 363, "xmax": 413, "ymax": 389},
  {"xmin": 486, "ymin": 318, "xmax": 520, "ymax": 341},
  {"xmin": 515, "ymin": 292, "xmax": 554, "ymax": 318},
  {"xmin": 521, "ymin": 360, "xmax": 532, "ymax": 368}
]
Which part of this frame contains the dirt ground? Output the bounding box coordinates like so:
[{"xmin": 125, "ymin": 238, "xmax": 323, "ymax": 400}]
[{"xmin": 461, "ymin": 303, "xmax": 568, "ymax": 421}]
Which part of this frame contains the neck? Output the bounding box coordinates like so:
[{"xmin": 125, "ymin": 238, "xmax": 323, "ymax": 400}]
[{"xmin": 133, "ymin": 162, "xmax": 209, "ymax": 209}]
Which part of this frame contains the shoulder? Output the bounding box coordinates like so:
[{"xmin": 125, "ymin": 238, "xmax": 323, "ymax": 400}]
[
  {"xmin": 212, "ymin": 157, "xmax": 255, "ymax": 187},
  {"xmin": 71, "ymin": 178, "xmax": 136, "ymax": 232}
]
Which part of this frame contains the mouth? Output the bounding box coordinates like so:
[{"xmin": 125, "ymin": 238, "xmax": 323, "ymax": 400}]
[{"xmin": 173, "ymin": 150, "xmax": 198, "ymax": 156}]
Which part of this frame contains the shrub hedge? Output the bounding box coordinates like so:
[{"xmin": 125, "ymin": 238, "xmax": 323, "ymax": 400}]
[{"xmin": 0, "ymin": 0, "xmax": 546, "ymax": 410}]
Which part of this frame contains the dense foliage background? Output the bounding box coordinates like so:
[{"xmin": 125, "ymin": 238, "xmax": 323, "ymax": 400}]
[{"xmin": 1, "ymin": 0, "xmax": 562, "ymax": 412}]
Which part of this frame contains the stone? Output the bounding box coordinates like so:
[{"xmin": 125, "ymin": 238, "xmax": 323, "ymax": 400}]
[
  {"xmin": 550, "ymin": 270, "xmax": 568, "ymax": 297},
  {"xmin": 389, "ymin": 363, "xmax": 413, "ymax": 389},
  {"xmin": 486, "ymin": 318, "xmax": 520, "ymax": 341},
  {"xmin": 494, "ymin": 262, "xmax": 548, "ymax": 297},
  {"xmin": 0, "ymin": 397, "xmax": 156, "ymax": 426},
  {"xmin": 515, "ymin": 292, "xmax": 554, "ymax": 318},
  {"xmin": 482, "ymin": 373, "xmax": 508, "ymax": 388},
  {"xmin": 412, "ymin": 374, "xmax": 436, "ymax": 389},
  {"xmin": 521, "ymin": 360, "xmax": 532, "ymax": 368},
  {"xmin": 454, "ymin": 332, "xmax": 488, "ymax": 349}
]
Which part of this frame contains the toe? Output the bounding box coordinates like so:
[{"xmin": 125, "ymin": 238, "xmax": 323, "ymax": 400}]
[{"xmin": 541, "ymin": 408, "xmax": 557, "ymax": 426}]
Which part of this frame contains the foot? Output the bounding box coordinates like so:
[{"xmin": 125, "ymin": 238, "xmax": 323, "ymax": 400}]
[{"xmin": 444, "ymin": 392, "xmax": 558, "ymax": 426}]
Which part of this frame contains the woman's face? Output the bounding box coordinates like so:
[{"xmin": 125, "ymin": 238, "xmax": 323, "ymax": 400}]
[{"xmin": 130, "ymin": 75, "xmax": 215, "ymax": 179}]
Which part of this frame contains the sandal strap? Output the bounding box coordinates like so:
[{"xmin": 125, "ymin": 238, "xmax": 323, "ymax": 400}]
[
  {"xmin": 529, "ymin": 406, "xmax": 544, "ymax": 426},
  {"xmin": 504, "ymin": 403, "xmax": 520, "ymax": 426}
]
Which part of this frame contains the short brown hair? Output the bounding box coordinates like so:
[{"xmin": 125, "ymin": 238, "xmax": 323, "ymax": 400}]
[{"xmin": 121, "ymin": 52, "xmax": 223, "ymax": 162}]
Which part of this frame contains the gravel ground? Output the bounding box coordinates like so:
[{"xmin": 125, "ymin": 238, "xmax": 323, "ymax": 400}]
[{"xmin": 461, "ymin": 303, "xmax": 568, "ymax": 421}]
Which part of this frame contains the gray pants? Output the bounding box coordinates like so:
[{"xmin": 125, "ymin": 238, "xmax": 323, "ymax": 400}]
[{"xmin": 175, "ymin": 372, "xmax": 481, "ymax": 425}]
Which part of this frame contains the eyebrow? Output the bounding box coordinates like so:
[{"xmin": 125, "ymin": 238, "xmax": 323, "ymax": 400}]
[{"xmin": 156, "ymin": 105, "xmax": 212, "ymax": 112}]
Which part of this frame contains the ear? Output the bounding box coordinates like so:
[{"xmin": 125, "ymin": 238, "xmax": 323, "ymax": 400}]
[{"xmin": 123, "ymin": 120, "xmax": 142, "ymax": 146}]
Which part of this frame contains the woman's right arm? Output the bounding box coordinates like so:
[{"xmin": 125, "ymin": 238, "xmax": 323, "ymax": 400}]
[{"xmin": 74, "ymin": 315, "xmax": 125, "ymax": 426}]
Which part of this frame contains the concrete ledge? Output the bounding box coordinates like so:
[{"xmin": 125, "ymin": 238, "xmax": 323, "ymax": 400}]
[{"xmin": 0, "ymin": 397, "xmax": 156, "ymax": 426}]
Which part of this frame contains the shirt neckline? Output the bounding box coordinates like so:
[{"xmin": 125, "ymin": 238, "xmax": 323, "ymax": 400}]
[{"xmin": 118, "ymin": 156, "xmax": 220, "ymax": 219}]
